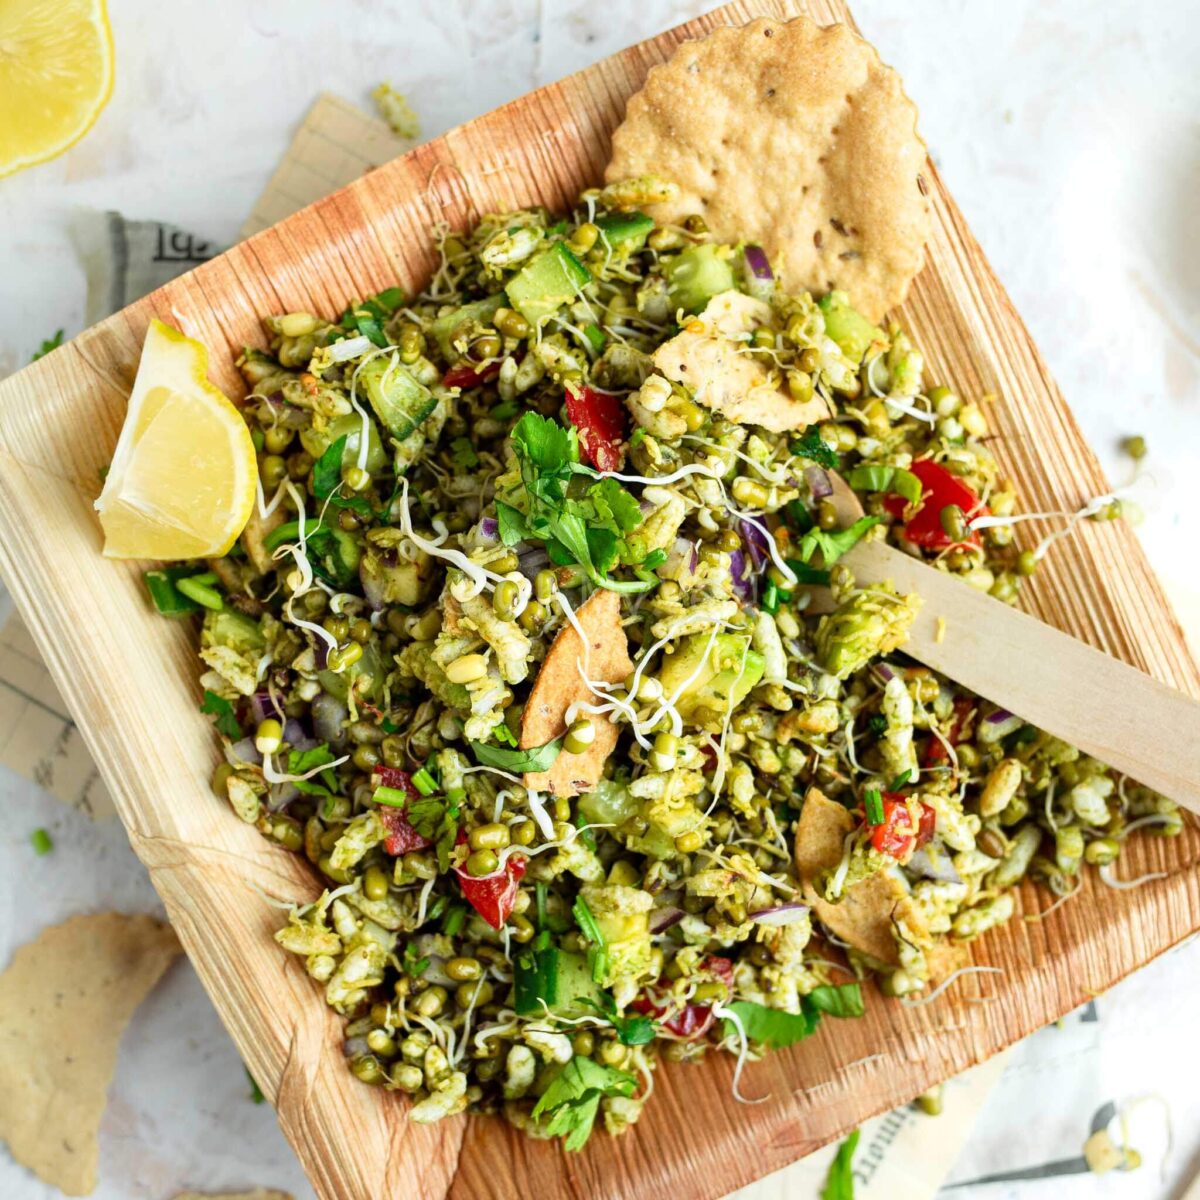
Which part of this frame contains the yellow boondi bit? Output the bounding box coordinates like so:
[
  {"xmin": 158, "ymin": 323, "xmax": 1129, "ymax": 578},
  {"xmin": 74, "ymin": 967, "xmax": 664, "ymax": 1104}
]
[
  {"xmin": 0, "ymin": 0, "xmax": 114, "ymax": 178},
  {"xmin": 95, "ymin": 320, "xmax": 257, "ymax": 560},
  {"xmin": 935, "ymin": 615, "xmax": 947, "ymax": 644}
]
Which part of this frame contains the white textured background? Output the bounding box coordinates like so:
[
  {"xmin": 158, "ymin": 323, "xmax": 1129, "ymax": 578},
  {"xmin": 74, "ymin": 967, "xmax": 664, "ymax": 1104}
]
[{"xmin": 1, "ymin": 2, "xmax": 1198, "ymax": 1198}]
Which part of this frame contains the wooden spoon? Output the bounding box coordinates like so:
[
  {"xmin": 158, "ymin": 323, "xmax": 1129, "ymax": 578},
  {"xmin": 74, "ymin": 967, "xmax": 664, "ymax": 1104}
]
[{"xmin": 799, "ymin": 475, "xmax": 1200, "ymax": 812}]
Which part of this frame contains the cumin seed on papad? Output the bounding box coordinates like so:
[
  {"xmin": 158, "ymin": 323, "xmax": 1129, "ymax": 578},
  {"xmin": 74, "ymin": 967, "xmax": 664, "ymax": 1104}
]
[
  {"xmin": 521, "ymin": 589, "xmax": 632, "ymax": 796},
  {"xmin": 606, "ymin": 16, "xmax": 931, "ymax": 322}
]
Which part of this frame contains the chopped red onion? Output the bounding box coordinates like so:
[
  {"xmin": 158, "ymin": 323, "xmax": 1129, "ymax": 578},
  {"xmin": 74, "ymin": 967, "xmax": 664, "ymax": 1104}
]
[
  {"xmin": 742, "ymin": 245, "xmax": 776, "ymax": 302},
  {"xmin": 267, "ymin": 782, "xmax": 300, "ymax": 811},
  {"xmin": 738, "ymin": 518, "xmax": 769, "ymax": 569},
  {"xmin": 649, "ymin": 906, "xmax": 684, "ymax": 934},
  {"xmin": 873, "ymin": 662, "xmax": 896, "ymax": 683},
  {"xmin": 743, "ymin": 245, "xmax": 774, "ymax": 280},
  {"xmin": 250, "ymin": 690, "xmax": 284, "ymax": 726},
  {"xmin": 662, "ymin": 537, "xmax": 698, "ymax": 581},
  {"xmin": 748, "ymin": 903, "xmax": 810, "ymax": 926},
  {"xmin": 283, "ymin": 718, "xmax": 316, "ymax": 751},
  {"xmin": 985, "ymin": 707, "xmax": 1015, "ymax": 724},
  {"xmin": 479, "ymin": 517, "xmax": 499, "ymax": 541},
  {"xmin": 906, "ymin": 844, "xmax": 962, "ymax": 884},
  {"xmin": 515, "ymin": 542, "xmax": 551, "ymax": 582},
  {"xmin": 804, "ymin": 465, "xmax": 833, "ymax": 499},
  {"xmin": 359, "ymin": 571, "xmax": 386, "ymax": 611},
  {"xmin": 729, "ymin": 549, "xmax": 755, "ymax": 604},
  {"xmin": 225, "ymin": 737, "xmax": 262, "ymax": 767}
]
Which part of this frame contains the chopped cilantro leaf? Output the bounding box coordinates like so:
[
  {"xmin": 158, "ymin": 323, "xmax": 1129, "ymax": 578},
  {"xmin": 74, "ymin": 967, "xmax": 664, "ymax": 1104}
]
[
  {"xmin": 784, "ymin": 559, "xmax": 832, "ymax": 586},
  {"xmin": 468, "ymin": 737, "xmax": 562, "ymax": 773},
  {"xmin": 450, "ymin": 436, "xmax": 479, "ymax": 470},
  {"xmin": 722, "ymin": 986, "xmax": 866, "ymax": 1050},
  {"xmin": 530, "ymin": 1056, "xmax": 637, "ymax": 1151},
  {"xmin": 797, "ymin": 516, "xmax": 881, "ymax": 566},
  {"xmin": 511, "ymin": 410, "xmax": 579, "ymax": 485},
  {"xmin": 312, "ymin": 435, "xmax": 348, "ymax": 499},
  {"xmin": 582, "ymin": 994, "xmax": 657, "ymax": 1046},
  {"xmin": 792, "ymin": 425, "xmax": 840, "ymax": 470},
  {"xmin": 506, "ymin": 413, "xmax": 655, "ymax": 594},
  {"xmin": 588, "ymin": 476, "xmax": 643, "ymax": 533},
  {"xmin": 287, "ymin": 744, "xmax": 340, "ymax": 795},
  {"xmin": 807, "ymin": 983, "xmax": 866, "ymax": 1019},
  {"xmin": 866, "ymin": 714, "xmax": 888, "ymax": 736},
  {"xmin": 495, "ymin": 499, "xmax": 531, "ymax": 546},
  {"xmin": 200, "ymin": 690, "xmax": 241, "ymax": 739},
  {"xmin": 722, "ymin": 1000, "xmax": 820, "ymax": 1049}
]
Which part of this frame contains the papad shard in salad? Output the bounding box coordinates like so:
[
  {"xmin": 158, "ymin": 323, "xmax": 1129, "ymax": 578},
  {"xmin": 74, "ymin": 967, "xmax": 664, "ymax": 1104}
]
[
  {"xmin": 521, "ymin": 589, "xmax": 633, "ymax": 797},
  {"xmin": 796, "ymin": 786, "xmax": 927, "ymax": 968},
  {"xmin": 154, "ymin": 168, "xmax": 1169, "ymax": 1154}
]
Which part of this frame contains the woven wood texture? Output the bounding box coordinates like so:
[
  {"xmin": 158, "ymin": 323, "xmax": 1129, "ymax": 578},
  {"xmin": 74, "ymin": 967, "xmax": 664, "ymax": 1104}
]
[{"xmin": 0, "ymin": 3, "xmax": 1197, "ymax": 1198}]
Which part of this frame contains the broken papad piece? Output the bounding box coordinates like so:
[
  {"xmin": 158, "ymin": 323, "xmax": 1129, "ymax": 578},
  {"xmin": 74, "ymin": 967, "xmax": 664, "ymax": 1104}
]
[
  {"xmin": 0, "ymin": 912, "xmax": 181, "ymax": 1196},
  {"xmin": 652, "ymin": 291, "xmax": 831, "ymax": 431},
  {"xmin": 521, "ymin": 589, "xmax": 633, "ymax": 796},
  {"xmin": 606, "ymin": 16, "xmax": 931, "ymax": 322},
  {"xmin": 794, "ymin": 785, "xmax": 927, "ymax": 968}
]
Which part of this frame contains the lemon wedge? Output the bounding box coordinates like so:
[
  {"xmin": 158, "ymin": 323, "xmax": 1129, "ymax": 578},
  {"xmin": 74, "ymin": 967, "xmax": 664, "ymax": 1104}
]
[
  {"xmin": 0, "ymin": 0, "xmax": 115, "ymax": 178},
  {"xmin": 96, "ymin": 320, "xmax": 257, "ymax": 560}
]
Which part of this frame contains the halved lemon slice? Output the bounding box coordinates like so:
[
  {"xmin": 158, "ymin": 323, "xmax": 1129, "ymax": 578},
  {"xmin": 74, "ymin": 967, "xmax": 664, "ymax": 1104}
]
[
  {"xmin": 0, "ymin": 0, "xmax": 115, "ymax": 178},
  {"xmin": 96, "ymin": 320, "xmax": 257, "ymax": 560}
]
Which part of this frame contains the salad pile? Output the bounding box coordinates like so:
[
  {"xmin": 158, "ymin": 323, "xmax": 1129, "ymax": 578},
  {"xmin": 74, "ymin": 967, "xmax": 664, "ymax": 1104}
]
[{"xmin": 159, "ymin": 178, "xmax": 1178, "ymax": 1148}]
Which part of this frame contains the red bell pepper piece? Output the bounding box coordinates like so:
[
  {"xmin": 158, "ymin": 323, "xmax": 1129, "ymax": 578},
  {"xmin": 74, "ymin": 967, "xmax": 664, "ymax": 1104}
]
[
  {"xmin": 564, "ymin": 383, "xmax": 626, "ymax": 473},
  {"xmin": 883, "ymin": 459, "xmax": 989, "ymax": 551},
  {"xmin": 373, "ymin": 765, "xmax": 415, "ymax": 792},
  {"xmin": 869, "ymin": 792, "xmax": 930, "ymax": 859},
  {"xmin": 455, "ymin": 855, "xmax": 527, "ymax": 930},
  {"xmin": 379, "ymin": 808, "xmax": 432, "ymax": 856},
  {"xmin": 370, "ymin": 768, "xmax": 432, "ymax": 856},
  {"xmin": 631, "ymin": 955, "xmax": 734, "ymax": 1038},
  {"xmin": 442, "ymin": 360, "xmax": 501, "ymax": 390},
  {"xmin": 917, "ymin": 803, "xmax": 937, "ymax": 847}
]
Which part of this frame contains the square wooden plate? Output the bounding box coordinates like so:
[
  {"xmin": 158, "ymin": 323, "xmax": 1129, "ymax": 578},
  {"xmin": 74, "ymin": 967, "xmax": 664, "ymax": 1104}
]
[{"xmin": 1, "ymin": 3, "xmax": 1197, "ymax": 1198}]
